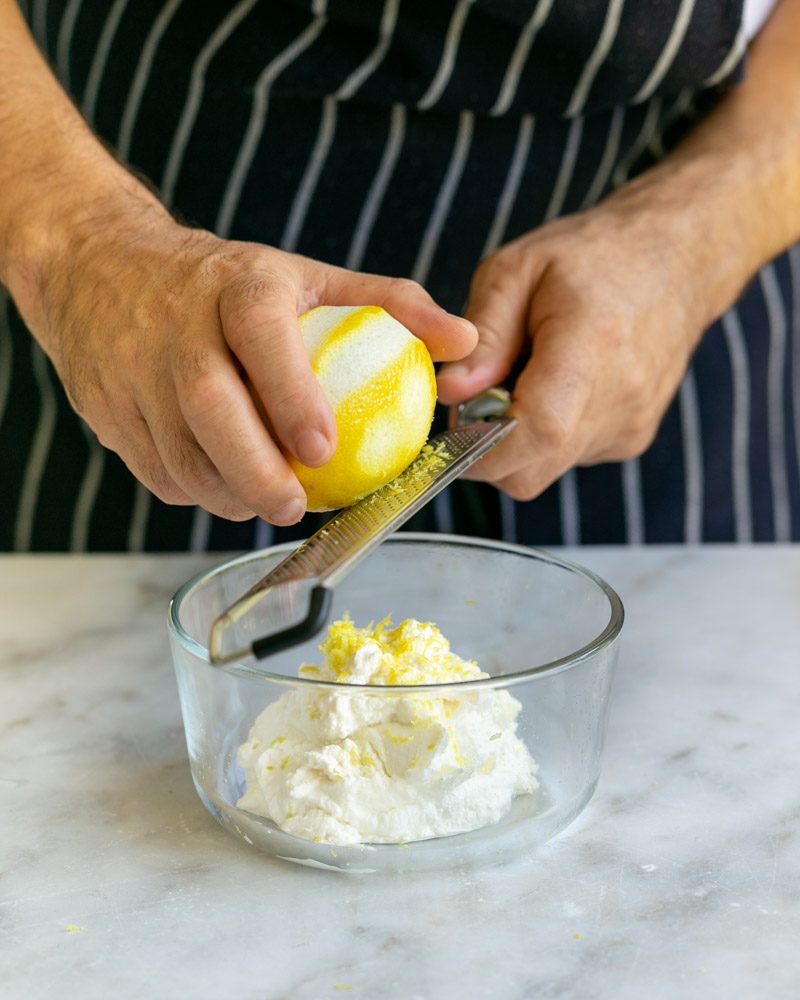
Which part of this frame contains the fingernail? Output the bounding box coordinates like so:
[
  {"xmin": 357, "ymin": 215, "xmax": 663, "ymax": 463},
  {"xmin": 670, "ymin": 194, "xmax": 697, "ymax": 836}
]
[
  {"xmin": 295, "ymin": 429, "xmax": 332, "ymax": 466},
  {"xmin": 270, "ymin": 497, "xmax": 306, "ymax": 525}
]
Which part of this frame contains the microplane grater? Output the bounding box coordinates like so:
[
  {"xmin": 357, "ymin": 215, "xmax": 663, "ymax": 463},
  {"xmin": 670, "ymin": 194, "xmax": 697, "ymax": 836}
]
[{"xmin": 209, "ymin": 389, "xmax": 515, "ymax": 666}]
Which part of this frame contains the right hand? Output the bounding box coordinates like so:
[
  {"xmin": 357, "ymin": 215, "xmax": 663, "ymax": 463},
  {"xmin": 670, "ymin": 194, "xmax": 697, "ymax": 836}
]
[{"xmin": 14, "ymin": 200, "xmax": 477, "ymax": 524}]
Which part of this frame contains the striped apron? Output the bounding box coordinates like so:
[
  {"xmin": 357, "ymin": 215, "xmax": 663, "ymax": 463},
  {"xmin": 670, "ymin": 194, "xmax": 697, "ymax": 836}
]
[{"xmin": 3, "ymin": 0, "xmax": 799, "ymax": 551}]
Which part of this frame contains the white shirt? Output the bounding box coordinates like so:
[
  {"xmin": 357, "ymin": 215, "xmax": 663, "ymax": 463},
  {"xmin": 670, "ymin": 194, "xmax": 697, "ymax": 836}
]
[{"xmin": 744, "ymin": 0, "xmax": 779, "ymax": 39}]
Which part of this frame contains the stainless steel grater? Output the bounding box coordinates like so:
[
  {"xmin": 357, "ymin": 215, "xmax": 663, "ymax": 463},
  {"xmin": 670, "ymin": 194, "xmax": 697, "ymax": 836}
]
[{"xmin": 208, "ymin": 389, "xmax": 515, "ymax": 666}]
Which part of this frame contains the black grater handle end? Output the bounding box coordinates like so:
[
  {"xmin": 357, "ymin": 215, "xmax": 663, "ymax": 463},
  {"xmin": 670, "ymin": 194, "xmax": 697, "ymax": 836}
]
[{"xmin": 250, "ymin": 585, "xmax": 333, "ymax": 661}]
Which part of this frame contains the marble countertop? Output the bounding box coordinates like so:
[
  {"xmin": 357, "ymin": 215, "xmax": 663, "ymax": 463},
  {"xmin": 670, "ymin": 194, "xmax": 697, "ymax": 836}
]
[{"xmin": 2, "ymin": 546, "xmax": 799, "ymax": 999}]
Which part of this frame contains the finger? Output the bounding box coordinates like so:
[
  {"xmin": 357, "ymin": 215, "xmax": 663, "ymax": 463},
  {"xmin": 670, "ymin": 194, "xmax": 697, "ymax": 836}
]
[
  {"xmin": 139, "ymin": 393, "xmax": 258, "ymax": 521},
  {"xmin": 132, "ymin": 359, "xmax": 259, "ymax": 522},
  {"xmin": 314, "ymin": 263, "xmax": 478, "ymax": 361},
  {"xmin": 491, "ymin": 461, "xmax": 569, "ymax": 504},
  {"xmin": 219, "ymin": 269, "xmax": 337, "ymax": 468},
  {"xmin": 461, "ymin": 314, "xmax": 593, "ymax": 488},
  {"xmin": 436, "ymin": 259, "xmax": 529, "ymax": 405},
  {"xmin": 175, "ymin": 349, "xmax": 308, "ymax": 526},
  {"xmin": 104, "ymin": 406, "xmax": 194, "ymax": 507}
]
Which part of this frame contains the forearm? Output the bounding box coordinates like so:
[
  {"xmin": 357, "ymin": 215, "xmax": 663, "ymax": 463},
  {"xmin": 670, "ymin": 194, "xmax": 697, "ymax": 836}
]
[
  {"xmin": 603, "ymin": 0, "xmax": 800, "ymax": 328},
  {"xmin": 0, "ymin": 0, "xmax": 169, "ymax": 320}
]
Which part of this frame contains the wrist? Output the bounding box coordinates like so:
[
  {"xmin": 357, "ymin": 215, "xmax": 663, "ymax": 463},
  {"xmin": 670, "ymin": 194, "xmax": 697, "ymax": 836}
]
[
  {"xmin": 600, "ymin": 152, "xmax": 765, "ymax": 332},
  {"xmin": 2, "ymin": 154, "xmax": 173, "ymax": 332}
]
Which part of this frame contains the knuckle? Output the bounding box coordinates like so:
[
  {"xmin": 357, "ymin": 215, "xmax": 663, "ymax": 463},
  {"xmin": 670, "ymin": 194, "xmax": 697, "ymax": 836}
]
[
  {"xmin": 181, "ymin": 237, "xmax": 238, "ymax": 290},
  {"xmin": 270, "ymin": 381, "xmax": 318, "ymax": 424},
  {"xmin": 235, "ymin": 261, "xmax": 290, "ymax": 303},
  {"xmin": 162, "ymin": 434, "xmax": 251, "ymax": 519},
  {"xmin": 181, "ymin": 453, "xmax": 222, "ymax": 498},
  {"xmin": 470, "ymin": 262, "xmax": 499, "ymax": 299},
  {"xmin": 94, "ymin": 424, "xmax": 118, "ymax": 451},
  {"xmin": 240, "ymin": 474, "xmax": 296, "ymax": 516},
  {"xmin": 229, "ymin": 269, "xmax": 282, "ymax": 304},
  {"xmin": 390, "ymin": 277, "xmax": 426, "ymax": 298},
  {"xmin": 70, "ymin": 384, "xmax": 105, "ymax": 423},
  {"xmin": 603, "ymin": 424, "xmax": 657, "ymax": 462},
  {"xmin": 472, "ymin": 249, "xmax": 514, "ymax": 289},
  {"xmin": 474, "ymin": 319, "xmax": 505, "ymax": 352},
  {"xmin": 221, "ymin": 273, "xmax": 288, "ymax": 351},
  {"xmin": 157, "ymin": 426, "xmax": 217, "ymax": 495},
  {"xmin": 472, "ymin": 253, "xmax": 497, "ymax": 282},
  {"xmin": 180, "ymin": 368, "xmax": 228, "ymax": 421},
  {"xmin": 223, "ymin": 306, "xmax": 279, "ymax": 356},
  {"xmin": 211, "ymin": 500, "xmax": 254, "ymax": 522},
  {"xmin": 527, "ymin": 367, "xmax": 591, "ymax": 453},
  {"xmin": 624, "ymin": 402, "xmax": 659, "ymax": 450},
  {"xmin": 589, "ymin": 313, "xmax": 630, "ymax": 363},
  {"xmin": 130, "ymin": 291, "xmax": 180, "ymax": 337},
  {"xmin": 503, "ymin": 475, "xmax": 539, "ymax": 502},
  {"xmin": 231, "ymin": 468, "xmax": 275, "ymax": 507},
  {"xmin": 223, "ymin": 307, "xmax": 262, "ymax": 353},
  {"xmin": 61, "ymin": 355, "xmax": 103, "ymax": 417},
  {"xmin": 141, "ymin": 461, "xmax": 184, "ymax": 504},
  {"xmin": 174, "ymin": 340, "xmax": 215, "ymax": 385},
  {"xmin": 224, "ymin": 267, "xmax": 286, "ymax": 306},
  {"xmin": 472, "ymin": 253, "xmax": 493, "ymax": 279},
  {"xmin": 534, "ymin": 405, "xmax": 576, "ymax": 453},
  {"xmin": 160, "ymin": 485, "xmax": 190, "ymax": 506},
  {"xmin": 618, "ymin": 361, "xmax": 649, "ymax": 404},
  {"xmin": 626, "ymin": 424, "xmax": 658, "ymax": 459}
]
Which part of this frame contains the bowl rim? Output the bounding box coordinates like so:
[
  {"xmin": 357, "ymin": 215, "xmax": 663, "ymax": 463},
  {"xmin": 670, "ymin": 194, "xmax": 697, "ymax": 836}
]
[{"xmin": 168, "ymin": 533, "xmax": 624, "ymax": 691}]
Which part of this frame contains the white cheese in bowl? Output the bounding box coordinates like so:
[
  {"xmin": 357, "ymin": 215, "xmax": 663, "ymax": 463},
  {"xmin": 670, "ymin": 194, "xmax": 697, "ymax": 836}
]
[{"xmin": 236, "ymin": 616, "xmax": 537, "ymax": 845}]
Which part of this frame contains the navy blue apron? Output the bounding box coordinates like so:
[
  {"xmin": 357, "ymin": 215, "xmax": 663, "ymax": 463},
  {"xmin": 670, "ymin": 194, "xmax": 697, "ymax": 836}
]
[{"xmin": 3, "ymin": 0, "xmax": 798, "ymax": 550}]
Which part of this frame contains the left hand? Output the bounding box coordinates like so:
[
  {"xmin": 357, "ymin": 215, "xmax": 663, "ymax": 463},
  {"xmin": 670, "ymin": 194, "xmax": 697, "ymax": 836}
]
[{"xmin": 436, "ymin": 188, "xmax": 721, "ymax": 500}]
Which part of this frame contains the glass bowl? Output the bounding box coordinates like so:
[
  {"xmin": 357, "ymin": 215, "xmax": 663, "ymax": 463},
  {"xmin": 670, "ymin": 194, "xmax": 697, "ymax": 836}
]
[{"xmin": 168, "ymin": 533, "xmax": 623, "ymax": 873}]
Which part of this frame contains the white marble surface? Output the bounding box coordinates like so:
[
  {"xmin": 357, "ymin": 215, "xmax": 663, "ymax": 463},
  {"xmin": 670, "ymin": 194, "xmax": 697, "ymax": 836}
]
[{"xmin": 2, "ymin": 547, "xmax": 800, "ymax": 1000}]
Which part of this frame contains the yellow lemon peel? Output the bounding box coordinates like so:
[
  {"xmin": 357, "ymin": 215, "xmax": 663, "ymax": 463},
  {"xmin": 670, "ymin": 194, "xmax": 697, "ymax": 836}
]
[
  {"xmin": 289, "ymin": 306, "xmax": 436, "ymax": 511},
  {"xmin": 303, "ymin": 616, "xmax": 482, "ymax": 686}
]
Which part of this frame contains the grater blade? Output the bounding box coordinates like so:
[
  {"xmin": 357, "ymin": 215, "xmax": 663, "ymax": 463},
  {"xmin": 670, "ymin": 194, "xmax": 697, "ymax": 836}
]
[{"xmin": 209, "ymin": 390, "xmax": 515, "ymax": 665}]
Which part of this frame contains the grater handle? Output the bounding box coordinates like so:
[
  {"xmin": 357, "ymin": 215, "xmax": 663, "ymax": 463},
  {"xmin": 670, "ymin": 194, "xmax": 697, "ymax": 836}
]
[{"xmin": 250, "ymin": 584, "xmax": 333, "ymax": 660}]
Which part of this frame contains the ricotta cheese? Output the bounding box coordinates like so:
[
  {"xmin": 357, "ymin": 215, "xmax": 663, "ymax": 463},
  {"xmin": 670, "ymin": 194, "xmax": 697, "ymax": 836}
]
[{"xmin": 236, "ymin": 617, "xmax": 537, "ymax": 845}]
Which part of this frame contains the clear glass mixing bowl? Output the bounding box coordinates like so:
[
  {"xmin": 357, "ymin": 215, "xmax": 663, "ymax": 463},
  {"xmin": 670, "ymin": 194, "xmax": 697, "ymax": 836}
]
[{"xmin": 168, "ymin": 534, "xmax": 623, "ymax": 873}]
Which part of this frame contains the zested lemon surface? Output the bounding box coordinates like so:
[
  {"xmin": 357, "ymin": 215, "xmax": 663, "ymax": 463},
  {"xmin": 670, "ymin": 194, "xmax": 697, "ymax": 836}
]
[{"xmin": 291, "ymin": 305, "xmax": 436, "ymax": 511}]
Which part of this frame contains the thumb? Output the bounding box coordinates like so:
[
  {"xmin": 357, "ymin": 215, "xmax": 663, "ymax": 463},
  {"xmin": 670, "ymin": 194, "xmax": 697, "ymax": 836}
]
[
  {"xmin": 311, "ymin": 261, "xmax": 479, "ymax": 362},
  {"xmin": 436, "ymin": 260, "xmax": 529, "ymax": 405}
]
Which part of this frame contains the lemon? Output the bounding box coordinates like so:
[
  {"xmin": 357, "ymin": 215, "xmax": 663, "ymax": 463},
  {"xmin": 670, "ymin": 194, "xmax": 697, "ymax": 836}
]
[{"xmin": 291, "ymin": 305, "xmax": 437, "ymax": 511}]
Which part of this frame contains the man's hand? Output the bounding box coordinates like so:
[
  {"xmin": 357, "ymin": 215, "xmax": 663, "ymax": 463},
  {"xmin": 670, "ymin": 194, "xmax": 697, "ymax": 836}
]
[
  {"xmin": 17, "ymin": 204, "xmax": 476, "ymax": 524},
  {"xmin": 0, "ymin": 0, "xmax": 476, "ymax": 526},
  {"xmin": 436, "ymin": 195, "xmax": 716, "ymax": 500},
  {"xmin": 439, "ymin": 0, "xmax": 800, "ymax": 504}
]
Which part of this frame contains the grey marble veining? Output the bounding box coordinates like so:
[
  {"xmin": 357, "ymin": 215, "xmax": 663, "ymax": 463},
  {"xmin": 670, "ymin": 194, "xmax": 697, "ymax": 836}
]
[{"xmin": 1, "ymin": 547, "xmax": 799, "ymax": 1000}]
